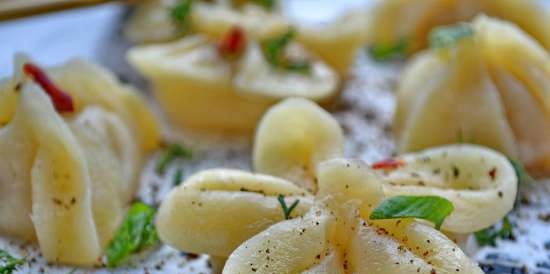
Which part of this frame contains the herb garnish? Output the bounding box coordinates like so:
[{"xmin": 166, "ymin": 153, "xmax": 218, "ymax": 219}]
[
  {"xmin": 252, "ymin": 0, "xmax": 275, "ymax": 10},
  {"xmin": 0, "ymin": 249, "xmax": 25, "ymax": 274},
  {"xmin": 105, "ymin": 202, "xmax": 159, "ymax": 267},
  {"xmin": 369, "ymin": 38, "xmax": 408, "ymax": 62},
  {"xmin": 474, "ymin": 216, "xmax": 513, "ymax": 247},
  {"xmin": 170, "ymin": 0, "xmax": 193, "ymax": 31},
  {"xmin": 429, "ymin": 23, "xmax": 474, "ymax": 49},
  {"xmin": 173, "ymin": 168, "xmax": 184, "ymax": 186},
  {"xmin": 369, "ymin": 196, "xmax": 454, "ymax": 230},
  {"xmin": 262, "ymin": 30, "xmax": 311, "ymax": 74},
  {"xmin": 156, "ymin": 143, "xmax": 192, "ymax": 175},
  {"xmin": 277, "ymin": 195, "xmax": 300, "ymax": 220}
]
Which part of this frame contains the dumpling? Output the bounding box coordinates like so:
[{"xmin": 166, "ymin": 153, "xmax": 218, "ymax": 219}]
[
  {"xmin": 223, "ymin": 159, "xmax": 484, "ymax": 274},
  {"xmin": 297, "ymin": 9, "xmax": 369, "ymax": 75},
  {"xmin": 0, "ymin": 57, "xmax": 160, "ymax": 266},
  {"xmin": 124, "ymin": 0, "xmax": 289, "ymax": 43},
  {"xmin": 128, "ymin": 28, "xmax": 338, "ymax": 135},
  {"xmin": 394, "ymin": 15, "xmax": 550, "ymax": 176},
  {"xmin": 254, "ymin": 98, "xmax": 517, "ymax": 233},
  {"xmin": 367, "ymin": 0, "xmax": 550, "ymax": 55}
]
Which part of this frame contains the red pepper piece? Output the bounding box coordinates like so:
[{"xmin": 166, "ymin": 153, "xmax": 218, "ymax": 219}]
[
  {"xmin": 372, "ymin": 158, "xmax": 405, "ymax": 170},
  {"xmin": 218, "ymin": 26, "xmax": 247, "ymax": 58},
  {"xmin": 23, "ymin": 63, "xmax": 74, "ymax": 113}
]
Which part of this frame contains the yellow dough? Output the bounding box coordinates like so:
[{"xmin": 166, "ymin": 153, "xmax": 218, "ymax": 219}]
[
  {"xmin": 128, "ymin": 35, "xmax": 338, "ymax": 135},
  {"xmin": 297, "ymin": 9, "xmax": 369, "ymax": 75},
  {"xmin": 367, "ymin": 0, "xmax": 550, "ymax": 54},
  {"xmin": 0, "ymin": 57, "xmax": 160, "ymax": 266},
  {"xmin": 395, "ymin": 16, "xmax": 550, "ymax": 176}
]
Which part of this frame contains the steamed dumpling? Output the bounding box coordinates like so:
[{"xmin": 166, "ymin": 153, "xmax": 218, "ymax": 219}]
[
  {"xmin": 367, "ymin": 0, "xmax": 550, "ymax": 54},
  {"xmin": 254, "ymin": 98, "xmax": 517, "ymax": 233},
  {"xmin": 223, "ymin": 159, "xmax": 484, "ymax": 274},
  {"xmin": 0, "ymin": 58, "xmax": 160, "ymax": 265},
  {"xmin": 125, "ymin": 0, "xmax": 289, "ymax": 43},
  {"xmin": 128, "ymin": 32, "xmax": 338, "ymax": 135},
  {"xmin": 395, "ymin": 16, "xmax": 550, "ymax": 176}
]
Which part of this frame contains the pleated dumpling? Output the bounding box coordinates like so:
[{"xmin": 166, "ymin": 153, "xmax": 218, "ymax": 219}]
[
  {"xmin": 395, "ymin": 15, "xmax": 550, "ymax": 176},
  {"xmin": 223, "ymin": 159, "xmax": 484, "ymax": 274},
  {"xmin": 367, "ymin": 0, "xmax": 550, "ymax": 55},
  {"xmin": 125, "ymin": 0, "xmax": 289, "ymax": 43},
  {"xmin": 0, "ymin": 57, "xmax": 160, "ymax": 266},
  {"xmin": 128, "ymin": 28, "xmax": 338, "ymax": 135}
]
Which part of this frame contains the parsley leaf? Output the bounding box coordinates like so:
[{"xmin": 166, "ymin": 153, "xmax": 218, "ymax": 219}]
[
  {"xmin": 106, "ymin": 202, "xmax": 159, "ymax": 267},
  {"xmin": 262, "ymin": 30, "xmax": 311, "ymax": 74},
  {"xmin": 252, "ymin": 0, "xmax": 275, "ymax": 10},
  {"xmin": 173, "ymin": 168, "xmax": 184, "ymax": 186},
  {"xmin": 156, "ymin": 143, "xmax": 192, "ymax": 175},
  {"xmin": 369, "ymin": 38, "xmax": 408, "ymax": 62},
  {"xmin": 0, "ymin": 249, "xmax": 25, "ymax": 274},
  {"xmin": 369, "ymin": 196, "xmax": 454, "ymax": 229},
  {"xmin": 170, "ymin": 0, "xmax": 193, "ymax": 31},
  {"xmin": 474, "ymin": 216, "xmax": 514, "ymax": 247},
  {"xmin": 277, "ymin": 195, "xmax": 300, "ymax": 220},
  {"xmin": 429, "ymin": 23, "xmax": 474, "ymax": 49}
]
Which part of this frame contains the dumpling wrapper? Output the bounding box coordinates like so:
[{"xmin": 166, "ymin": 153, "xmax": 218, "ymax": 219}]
[
  {"xmin": 156, "ymin": 169, "xmax": 313, "ymax": 257},
  {"xmin": 367, "ymin": 0, "xmax": 550, "ymax": 54},
  {"xmin": 0, "ymin": 58, "xmax": 160, "ymax": 266},
  {"xmin": 395, "ymin": 15, "xmax": 550, "ymax": 176},
  {"xmin": 128, "ymin": 35, "xmax": 338, "ymax": 135}
]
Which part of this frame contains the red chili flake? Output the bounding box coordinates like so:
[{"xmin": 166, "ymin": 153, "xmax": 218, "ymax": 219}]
[
  {"xmin": 488, "ymin": 167, "xmax": 497, "ymax": 181},
  {"xmin": 218, "ymin": 26, "xmax": 247, "ymax": 59},
  {"xmin": 372, "ymin": 158, "xmax": 405, "ymax": 170},
  {"xmin": 23, "ymin": 63, "xmax": 74, "ymax": 113}
]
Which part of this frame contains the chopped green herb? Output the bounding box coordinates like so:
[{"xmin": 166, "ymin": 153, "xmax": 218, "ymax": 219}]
[
  {"xmin": 369, "ymin": 38, "xmax": 408, "ymax": 62},
  {"xmin": 0, "ymin": 249, "xmax": 25, "ymax": 274},
  {"xmin": 106, "ymin": 202, "xmax": 159, "ymax": 267},
  {"xmin": 474, "ymin": 216, "xmax": 513, "ymax": 247},
  {"xmin": 509, "ymin": 159, "xmax": 534, "ymax": 185},
  {"xmin": 429, "ymin": 23, "xmax": 474, "ymax": 49},
  {"xmin": 156, "ymin": 143, "xmax": 192, "ymax": 175},
  {"xmin": 170, "ymin": 0, "xmax": 193, "ymax": 31},
  {"xmin": 277, "ymin": 195, "xmax": 300, "ymax": 220},
  {"xmin": 252, "ymin": 0, "xmax": 275, "ymax": 10},
  {"xmin": 173, "ymin": 168, "xmax": 184, "ymax": 186},
  {"xmin": 369, "ymin": 196, "xmax": 454, "ymax": 230},
  {"xmin": 262, "ymin": 30, "xmax": 311, "ymax": 74}
]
